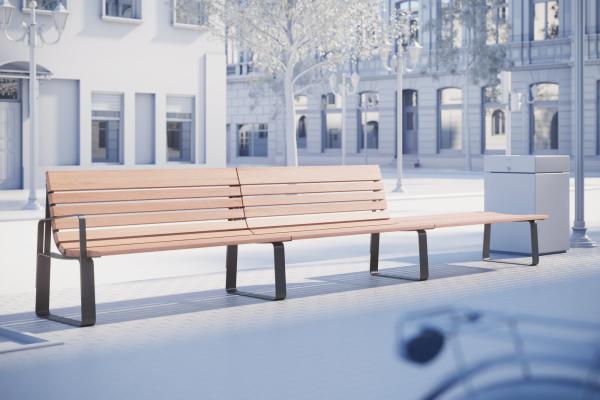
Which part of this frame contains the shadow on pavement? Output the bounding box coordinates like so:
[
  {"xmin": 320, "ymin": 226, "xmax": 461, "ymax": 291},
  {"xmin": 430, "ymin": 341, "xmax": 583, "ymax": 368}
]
[{"xmin": 0, "ymin": 251, "xmax": 519, "ymax": 335}]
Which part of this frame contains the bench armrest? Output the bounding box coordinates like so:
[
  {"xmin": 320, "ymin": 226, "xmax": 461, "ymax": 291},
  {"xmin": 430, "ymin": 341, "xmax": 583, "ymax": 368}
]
[{"xmin": 37, "ymin": 214, "xmax": 89, "ymax": 259}]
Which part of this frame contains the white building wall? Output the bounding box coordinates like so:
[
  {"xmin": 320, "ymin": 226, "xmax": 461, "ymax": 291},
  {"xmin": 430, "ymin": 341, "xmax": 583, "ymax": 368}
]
[{"xmin": 0, "ymin": 0, "xmax": 226, "ymax": 189}]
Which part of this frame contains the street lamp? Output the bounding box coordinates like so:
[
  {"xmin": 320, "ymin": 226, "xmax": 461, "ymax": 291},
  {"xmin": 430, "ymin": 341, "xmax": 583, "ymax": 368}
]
[
  {"xmin": 570, "ymin": 0, "xmax": 596, "ymax": 248},
  {"xmin": 0, "ymin": 0, "xmax": 69, "ymax": 210},
  {"xmin": 329, "ymin": 71, "xmax": 360, "ymax": 166},
  {"xmin": 381, "ymin": 19, "xmax": 422, "ymax": 193}
]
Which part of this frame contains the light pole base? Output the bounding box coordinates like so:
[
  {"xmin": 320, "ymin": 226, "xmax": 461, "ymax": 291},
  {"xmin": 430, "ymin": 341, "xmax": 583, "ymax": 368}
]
[
  {"xmin": 570, "ymin": 228, "xmax": 597, "ymax": 248},
  {"xmin": 23, "ymin": 199, "xmax": 41, "ymax": 210},
  {"xmin": 393, "ymin": 184, "xmax": 405, "ymax": 193}
]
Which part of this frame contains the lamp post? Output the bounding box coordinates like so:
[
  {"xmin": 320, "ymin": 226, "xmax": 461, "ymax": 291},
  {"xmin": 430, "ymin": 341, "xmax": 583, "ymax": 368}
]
[
  {"xmin": 0, "ymin": 0, "xmax": 69, "ymax": 210},
  {"xmin": 381, "ymin": 18, "xmax": 422, "ymax": 193},
  {"xmin": 570, "ymin": 0, "xmax": 596, "ymax": 248},
  {"xmin": 329, "ymin": 72, "xmax": 360, "ymax": 166}
]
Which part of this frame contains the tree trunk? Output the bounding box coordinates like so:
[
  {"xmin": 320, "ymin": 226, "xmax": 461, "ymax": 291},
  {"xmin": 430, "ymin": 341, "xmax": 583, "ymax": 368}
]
[{"xmin": 284, "ymin": 77, "xmax": 298, "ymax": 166}]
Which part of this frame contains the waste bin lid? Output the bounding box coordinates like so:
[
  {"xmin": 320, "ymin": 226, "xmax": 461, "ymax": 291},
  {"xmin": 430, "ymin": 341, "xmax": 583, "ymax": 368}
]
[{"xmin": 484, "ymin": 155, "xmax": 570, "ymax": 173}]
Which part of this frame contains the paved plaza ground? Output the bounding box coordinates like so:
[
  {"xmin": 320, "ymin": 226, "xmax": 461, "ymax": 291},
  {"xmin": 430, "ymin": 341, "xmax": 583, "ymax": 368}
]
[{"xmin": 0, "ymin": 168, "xmax": 599, "ymax": 399}]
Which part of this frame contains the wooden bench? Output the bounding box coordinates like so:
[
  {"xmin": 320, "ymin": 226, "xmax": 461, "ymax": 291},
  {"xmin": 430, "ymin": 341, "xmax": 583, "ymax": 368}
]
[{"xmin": 37, "ymin": 166, "xmax": 546, "ymax": 326}]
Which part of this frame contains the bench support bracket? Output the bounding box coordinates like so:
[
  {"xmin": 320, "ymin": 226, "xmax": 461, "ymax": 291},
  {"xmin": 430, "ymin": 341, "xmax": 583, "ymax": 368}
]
[
  {"xmin": 226, "ymin": 242, "xmax": 287, "ymax": 301},
  {"xmin": 369, "ymin": 231, "xmax": 429, "ymax": 281},
  {"xmin": 483, "ymin": 221, "xmax": 539, "ymax": 266},
  {"xmin": 35, "ymin": 205, "xmax": 96, "ymax": 327}
]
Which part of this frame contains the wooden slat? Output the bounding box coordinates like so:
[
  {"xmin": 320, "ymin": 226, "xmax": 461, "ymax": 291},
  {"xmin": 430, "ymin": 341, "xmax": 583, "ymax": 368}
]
[
  {"xmin": 60, "ymin": 229, "xmax": 255, "ymax": 250},
  {"xmin": 55, "ymin": 220, "xmax": 249, "ymax": 242},
  {"xmin": 429, "ymin": 211, "xmax": 548, "ymax": 228},
  {"xmin": 246, "ymin": 211, "xmax": 390, "ymax": 229},
  {"xmin": 241, "ymin": 181, "xmax": 383, "ymax": 196},
  {"xmin": 51, "ymin": 197, "xmax": 243, "ymax": 217},
  {"xmin": 47, "ymin": 168, "xmax": 239, "ymax": 191},
  {"xmin": 64, "ymin": 233, "xmax": 292, "ymax": 257},
  {"xmin": 242, "ymin": 191, "xmax": 385, "ymax": 207},
  {"xmin": 237, "ymin": 165, "xmax": 382, "ymax": 185},
  {"xmin": 53, "ymin": 208, "xmax": 245, "ymax": 229},
  {"xmin": 250, "ymin": 217, "xmax": 428, "ymax": 235},
  {"xmin": 243, "ymin": 200, "xmax": 387, "ymax": 218},
  {"xmin": 288, "ymin": 222, "xmax": 434, "ymax": 240},
  {"xmin": 49, "ymin": 186, "xmax": 241, "ymax": 204}
]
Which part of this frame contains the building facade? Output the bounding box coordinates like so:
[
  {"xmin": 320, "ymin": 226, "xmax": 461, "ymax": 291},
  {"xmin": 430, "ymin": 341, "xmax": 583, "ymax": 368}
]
[
  {"xmin": 0, "ymin": 0, "xmax": 226, "ymax": 190},
  {"xmin": 226, "ymin": 0, "xmax": 600, "ymax": 171}
]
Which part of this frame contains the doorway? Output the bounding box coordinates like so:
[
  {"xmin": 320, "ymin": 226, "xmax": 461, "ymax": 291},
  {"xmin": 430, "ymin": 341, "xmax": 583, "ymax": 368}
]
[{"xmin": 0, "ymin": 78, "xmax": 22, "ymax": 189}]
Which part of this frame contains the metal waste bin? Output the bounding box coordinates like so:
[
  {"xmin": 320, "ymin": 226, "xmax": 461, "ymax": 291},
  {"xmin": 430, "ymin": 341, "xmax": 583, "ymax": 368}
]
[{"xmin": 484, "ymin": 155, "xmax": 570, "ymax": 255}]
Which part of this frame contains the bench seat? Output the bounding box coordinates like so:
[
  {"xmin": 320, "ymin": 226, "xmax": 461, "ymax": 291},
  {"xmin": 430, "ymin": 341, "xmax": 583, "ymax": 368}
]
[{"xmin": 61, "ymin": 231, "xmax": 292, "ymax": 258}]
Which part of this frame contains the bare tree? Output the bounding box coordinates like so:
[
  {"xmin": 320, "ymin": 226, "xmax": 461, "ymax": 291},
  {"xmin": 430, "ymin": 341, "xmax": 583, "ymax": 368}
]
[
  {"xmin": 202, "ymin": 0, "xmax": 385, "ymax": 166},
  {"xmin": 427, "ymin": 0, "xmax": 509, "ymax": 170}
]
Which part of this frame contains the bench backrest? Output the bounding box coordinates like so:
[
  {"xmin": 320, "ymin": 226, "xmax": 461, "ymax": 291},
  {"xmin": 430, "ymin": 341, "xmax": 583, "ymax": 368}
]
[
  {"xmin": 46, "ymin": 168, "xmax": 245, "ymax": 246},
  {"xmin": 237, "ymin": 165, "xmax": 388, "ymax": 230}
]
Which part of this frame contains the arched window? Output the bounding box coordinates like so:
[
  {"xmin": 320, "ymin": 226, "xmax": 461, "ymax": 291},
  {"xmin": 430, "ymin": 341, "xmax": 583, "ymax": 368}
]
[
  {"xmin": 531, "ymin": 83, "xmax": 559, "ymax": 152},
  {"xmin": 492, "ymin": 110, "xmax": 505, "ymax": 136},
  {"xmin": 296, "ymin": 115, "xmax": 307, "ymax": 149},
  {"xmin": 438, "ymin": 88, "xmax": 462, "ymax": 151},
  {"xmin": 482, "ymin": 84, "xmax": 506, "ymax": 153},
  {"xmin": 295, "ymin": 95, "xmax": 308, "ymax": 149},
  {"xmin": 321, "ymin": 93, "xmax": 341, "ymax": 150},
  {"xmin": 358, "ymin": 91, "xmax": 380, "ymax": 150}
]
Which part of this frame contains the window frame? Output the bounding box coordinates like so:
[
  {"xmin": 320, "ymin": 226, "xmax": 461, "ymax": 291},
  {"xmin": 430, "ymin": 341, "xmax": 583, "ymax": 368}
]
[
  {"xmin": 91, "ymin": 92, "xmax": 124, "ymax": 164},
  {"xmin": 529, "ymin": 82, "xmax": 560, "ymax": 154},
  {"xmin": 237, "ymin": 123, "xmax": 269, "ymax": 158},
  {"xmin": 437, "ymin": 87, "xmax": 463, "ymax": 153},
  {"xmin": 481, "ymin": 85, "xmax": 507, "ymax": 154},
  {"xmin": 22, "ymin": 0, "xmax": 67, "ymax": 14},
  {"xmin": 101, "ymin": 0, "xmax": 143, "ymax": 24},
  {"xmin": 172, "ymin": 0, "xmax": 208, "ymax": 30},
  {"xmin": 0, "ymin": 78, "xmax": 21, "ymax": 103},
  {"xmin": 358, "ymin": 91, "xmax": 380, "ymax": 151},
  {"xmin": 166, "ymin": 95, "xmax": 195, "ymax": 163},
  {"xmin": 531, "ymin": 0, "xmax": 560, "ymax": 41}
]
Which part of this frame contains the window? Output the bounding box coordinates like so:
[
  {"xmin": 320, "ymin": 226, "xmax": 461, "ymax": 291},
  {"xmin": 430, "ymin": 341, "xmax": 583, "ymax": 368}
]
[
  {"xmin": 103, "ymin": 0, "xmax": 142, "ymax": 20},
  {"xmin": 166, "ymin": 96, "xmax": 194, "ymax": 162},
  {"xmin": 321, "ymin": 93, "xmax": 341, "ymax": 150},
  {"xmin": 173, "ymin": 0, "xmax": 207, "ymax": 27},
  {"xmin": 296, "ymin": 115, "xmax": 307, "ymax": 149},
  {"xmin": 438, "ymin": 88, "xmax": 463, "ymax": 151},
  {"xmin": 394, "ymin": 0, "xmax": 419, "ymax": 48},
  {"xmin": 0, "ymin": 79, "xmax": 19, "ymax": 101},
  {"xmin": 439, "ymin": 0, "xmax": 462, "ymax": 48},
  {"xmin": 358, "ymin": 92, "xmax": 380, "ymax": 150},
  {"xmin": 92, "ymin": 93, "xmax": 122, "ymax": 163},
  {"xmin": 23, "ymin": 0, "xmax": 66, "ymax": 12},
  {"xmin": 295, "ymin": 95, "xmax": 308, "ymax": 149},
  {"xmin": 238, "ymin": 124, "xmax": 268, "ymax": 157},
  {"xmin": 532, "ymin": 0, "xmax": 559, "ymax": 41},
  {"xmin": 531, "ymin": 83, "xmax": 559, "ymax": 152},
  {"xmin": 487, "ymin": 3, "xmax": 508, "ymax": 44},
  {"xmin": 483, "ymin": 85, "xmax": 506, "ymax": 152}
]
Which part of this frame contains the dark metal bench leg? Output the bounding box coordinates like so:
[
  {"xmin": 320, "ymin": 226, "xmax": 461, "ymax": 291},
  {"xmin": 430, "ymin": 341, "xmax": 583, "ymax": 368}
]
[
  {"xmin": 483, "ymin": 223, "xmax": 491, "ymax": 261},
  {"xmin": 35, "ymin": 214, "xmax": 96, "ymax": 327},
  {"xmin": 370, "ymin": 231, "xmax": 429, "ymax": 281},
  {"xmin": 36, "ymin": 256, "xmax": 96, "ymax": 327},
  {"xmin": 530, "ymin": 221, "xmax": 540, "ymax": 266},
  {"xmin": 483, "ymin": 221, "xmax": 540, "ymax": 266},
  {"xmin": 226, "ymin": 242, "xmax": 287, "ymax": 301}
]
